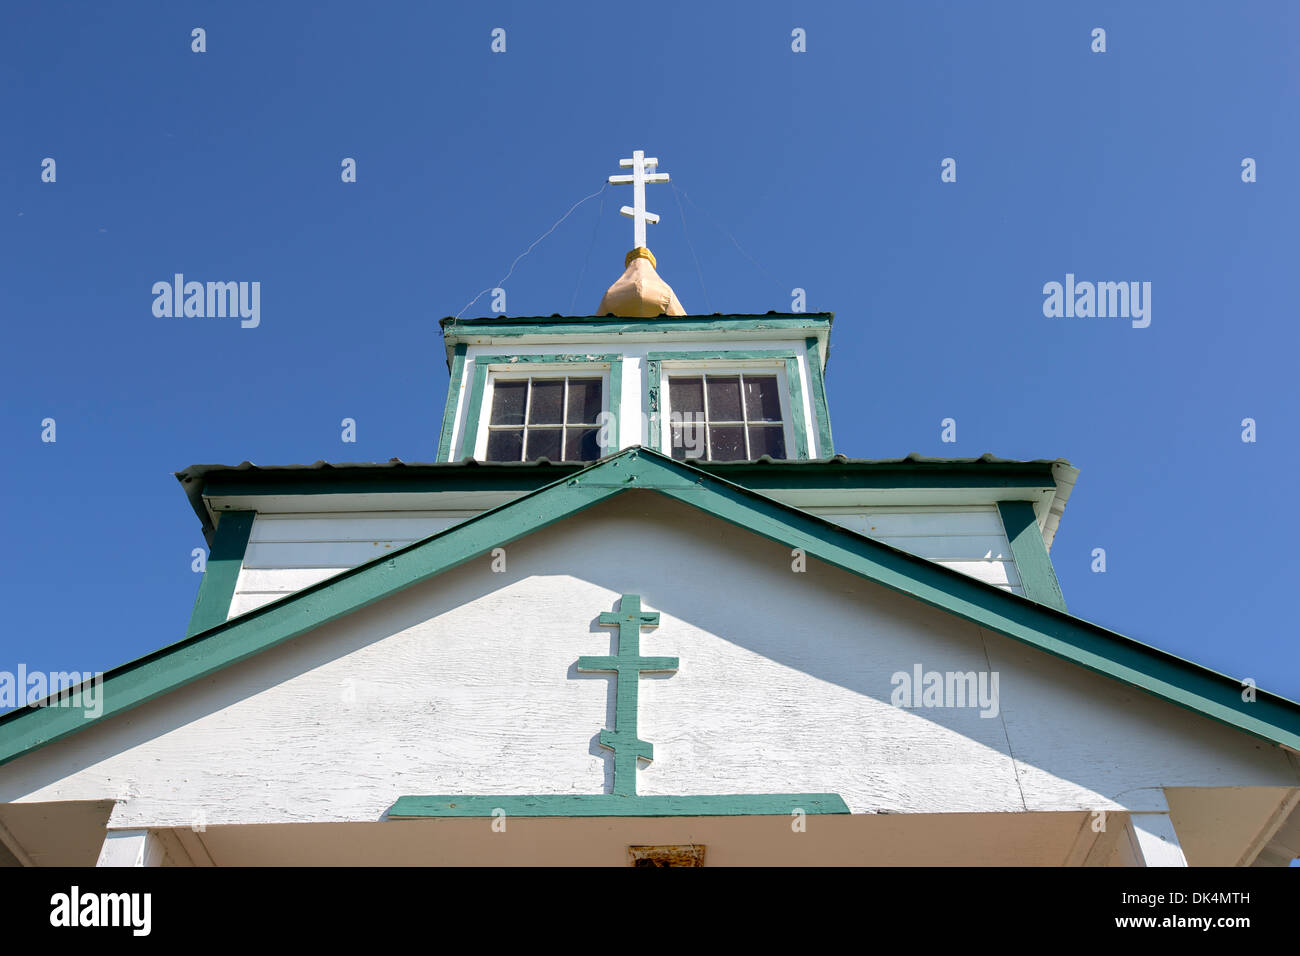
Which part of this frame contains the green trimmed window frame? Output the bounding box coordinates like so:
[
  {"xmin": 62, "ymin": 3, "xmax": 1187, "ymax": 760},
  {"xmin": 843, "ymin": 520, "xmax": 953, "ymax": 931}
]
[
  {"xmin": 451, "ymin": 353, "xmax": 623, "ymax": 462},
  {"xmin": 646, "ymin": 350, "xmax": 815, "ymax": 460}
]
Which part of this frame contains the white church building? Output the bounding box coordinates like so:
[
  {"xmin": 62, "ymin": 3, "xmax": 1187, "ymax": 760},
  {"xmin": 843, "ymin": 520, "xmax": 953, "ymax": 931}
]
[{"xmin": 1, "ymin": 152, "xmax": 1298, "ymax": 867}]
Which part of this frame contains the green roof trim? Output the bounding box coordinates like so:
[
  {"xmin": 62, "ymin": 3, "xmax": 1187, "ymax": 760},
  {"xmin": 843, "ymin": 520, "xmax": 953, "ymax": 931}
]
[
  {"xmin": 997, "ymin": 501, "xmax": 1067, "ymax": 612},
  {"xmin": 694, "ymin": 457, "xmax": 1057, "ymax": 490},
  {"xmin": 441, "ymin": 311, "xmax": 833, "ymax": 332},
  {"xmin": 387, "ymin": 793, "xmax": 850, "ymax": 819},
  {"xmin": 175, "ymin": 454, "xmax": 1067, "ymax": 545},
  {"xmin": 9, "ymin": 447, "xmax": 1294, "ymax": 771},
  {"xmin": 185, "ymin": 511, "xmax": 254, "ymax": 637},
  {"xmin": 439, "ymin": 313, "xmax": 834, "ymax": 364},
  {"xmin": 804, "ymin": 336, "xmax": 835, "ymax": 456},
  {"xmin": 435, "ymin": 343, "xmax": 468, "ymax": 461},
  {"xmin": 176, "ymin": 453, "xmax": 1065, "ymax": 534}
]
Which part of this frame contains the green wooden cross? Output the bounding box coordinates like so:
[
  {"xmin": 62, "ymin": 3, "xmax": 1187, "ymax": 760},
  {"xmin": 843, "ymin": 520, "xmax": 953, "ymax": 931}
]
[
  {"xmin": 387, "ymin": 591, "xmax": 851, "ymax": 819},
  {"xmin": 577, "ymin": 594, "xmax": 678, "ymax": 796}
]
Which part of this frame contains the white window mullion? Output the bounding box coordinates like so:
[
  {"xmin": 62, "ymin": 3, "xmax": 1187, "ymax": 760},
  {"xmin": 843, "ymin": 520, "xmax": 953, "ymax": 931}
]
[
  {"xmin": 562, "ymin": 376, "xmax": 570, "ymax": 455},
  {"xmin": 701, "ymin": 373, "xmax": 713, "ymax": 460},
  {"xmin": 739, "ymin": 372, "xmax": 752, "ymax": 459},
  {"xmin": 521, "ymin": 378, "xmax": 534, "ymax": 462}
]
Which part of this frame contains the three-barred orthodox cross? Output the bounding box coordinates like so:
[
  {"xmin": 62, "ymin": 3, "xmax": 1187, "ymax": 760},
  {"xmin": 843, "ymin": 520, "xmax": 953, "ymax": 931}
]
[
  {"xmin": 577, "ymin": 594, "xmax": 678, "ymax": 796},
  {"xmin": 608, "ymin": 150, "xmax": 670, "ymax": 250}
]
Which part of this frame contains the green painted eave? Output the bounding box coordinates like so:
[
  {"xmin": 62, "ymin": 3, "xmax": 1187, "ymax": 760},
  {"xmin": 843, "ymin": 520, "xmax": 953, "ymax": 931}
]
[
  {"xmin": 439, "ymin": 312, "xmax": 834, "ymax": 367},
  {"xmin": 175, "ymin": 458, "xmax": 590, "ymax": 543},
  {"xmin": 694, "ymin": 453, "xmax": 1064, "ymax": 490},
  {"xmin": 441, "ymin": 311, "xmax": 833, "ymax": 331},
  {"xmin": 176, "ymin": 452, "xmax": 1067, "ymax": 541},
  {"xmin": 8, "ymin": 446, "xmax": 1294, "ymax": 773}
]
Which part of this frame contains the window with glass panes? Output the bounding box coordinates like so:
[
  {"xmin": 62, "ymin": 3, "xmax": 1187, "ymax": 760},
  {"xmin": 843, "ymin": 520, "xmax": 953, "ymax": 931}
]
[
  {"xmin": 667, "ymin": 372, "xmax": 787, "ymax": 461},
  {"xmin": 485, "ymin": 375, "xmax": 604, "ymax": 462}
]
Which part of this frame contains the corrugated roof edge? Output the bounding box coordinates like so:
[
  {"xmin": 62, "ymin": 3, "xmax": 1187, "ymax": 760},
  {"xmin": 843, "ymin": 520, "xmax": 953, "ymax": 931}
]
[
  {"xmin": 440, "ymin": 311, "xmax": 834, "ymax": 328},
  {"xmin": 177, "ymin": 451, "xmax": 1071, "ymax": 478},
  {"xmin": 174, "ymin": 450, "xmax": 1075, "ymax": 543},
  {"xmin": 439, "ymin": 313, "xmax": 834, "ymax": 367}
]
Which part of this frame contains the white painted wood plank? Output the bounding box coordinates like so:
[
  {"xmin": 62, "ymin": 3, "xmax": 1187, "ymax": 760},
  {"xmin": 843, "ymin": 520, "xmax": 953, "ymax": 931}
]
[
  {"xmin": 938, "ymin": 560, "xmax": 1020, "ymax": 588},
  {"xmin": 876, "ymin": 535, "xmax": 1011, "ymax": 561},
  {"xmin": 813, "ymin": 509, "xmax": 1018, "ymax": 586},
  {"xmin": 1130, "ymin": 813, "xmax": 1189, "ymax": 867},
  {"xmin": 234, "ymin": 505, "xmax": 1020, "ymax": 629},
  {"xmin": 249, "ymin": 513, "xmax": 472, "ymax": 543},
  {"xmin": 244, "ymin": 540, "xmax": 422, "ymax": 569},
  {"xmin": 813, "ymin": 509, "xmax": 1003, "ymax": 537},
  {"xmin": 96, "ymin": 829, "xmax": 167, "ymax": 867},
  {"xmin": 234, "ymin": 567, "xmax": 349, "ymax": 593},
  {"xmin": 227, "ymin": 592, "xmax": 283, "ymax": 617},
  {"xmin": 248, "ymin": 535, "xmax": 1018, "ymax": 588}
]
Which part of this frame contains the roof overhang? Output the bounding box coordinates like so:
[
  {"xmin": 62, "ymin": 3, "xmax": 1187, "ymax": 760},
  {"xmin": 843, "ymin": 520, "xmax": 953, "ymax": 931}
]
[
  {"xmin": 175, "ymin": 452, "xmax": 1076, "ymax": 547},
  {"xmin": 439, "ymin": 313, "xmax": 834, "ymax": 370}
]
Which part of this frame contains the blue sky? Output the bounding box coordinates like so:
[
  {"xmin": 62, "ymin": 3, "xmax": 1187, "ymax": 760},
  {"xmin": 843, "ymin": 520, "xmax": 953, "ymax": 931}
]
[{"xmin": 2, "ymin": 0, "xmax": 1298, "ymax": 711}]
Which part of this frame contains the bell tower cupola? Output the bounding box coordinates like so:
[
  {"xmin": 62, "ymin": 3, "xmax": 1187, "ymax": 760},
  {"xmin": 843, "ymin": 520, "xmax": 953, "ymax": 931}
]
[{"xmin": 437, "ymin": 149, "xmax": 835, "ymax": 464}]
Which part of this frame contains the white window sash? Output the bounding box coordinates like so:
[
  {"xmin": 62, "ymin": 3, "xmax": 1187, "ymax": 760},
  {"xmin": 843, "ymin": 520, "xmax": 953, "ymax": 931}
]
[
  {"xmin": 658, "ymin": 361, "xmax": 794, "ymax": 460},
  {"xmin": 477, "ymin": 366, "xmax": 610, "ymax": 461}
]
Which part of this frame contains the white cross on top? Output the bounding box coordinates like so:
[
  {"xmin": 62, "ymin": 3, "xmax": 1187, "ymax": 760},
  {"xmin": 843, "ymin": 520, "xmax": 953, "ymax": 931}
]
[{"xmin": 608, "ymin": 149, "xmax": 670, "ymax": 251}]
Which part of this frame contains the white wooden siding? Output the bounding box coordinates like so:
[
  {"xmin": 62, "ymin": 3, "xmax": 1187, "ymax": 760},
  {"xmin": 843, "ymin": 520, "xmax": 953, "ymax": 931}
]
[
  {"xmin": 809, "ymin": 506, "xmax": 1022, "ymax": 594},
  {"xmin": 5, "ymin": 492, "xmax": 1294, "ymax": 830},
  {"xmin": 229, "ymin": 505, "xmax": 1023, "ymax": 618},
  {"xmin": 229, "ymin": 513, "xmax": 475, "ymax": 616}
]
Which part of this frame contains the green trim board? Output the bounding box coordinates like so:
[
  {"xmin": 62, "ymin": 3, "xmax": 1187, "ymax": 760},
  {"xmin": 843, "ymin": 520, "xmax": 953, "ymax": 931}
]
[
  {"xmin": 644, "ymin": 350, "xmax": 811, "ymax": 459},
  {"xmin": 695, "ymin": 460, "xmax": 1055, "ymax": 490},
  {"xmin": 804, "ymin": 337, "xmax": 835, "ymax": 456},
  {"xmin": 184, "ymin": 511, "xmax": 254, "ymax": 637},
  {"xmin": 441, "ymin": 312, "xmax": 833, "ymax": 333},
  {"xmin": 439, "ymin": 314, "xmax": 834, "ymax": 366},
  {"xmin": 997, "ymin": 501, "xmax": 1067, "ymax": 611},
  {"xmin": 390, "ymin": 593, "xmax": 850, "ymax": 818},
  {"xmin": 177, "ymin": 455, "xmax": 1064, "ymax": 528},
  {"xmin": 199, "ymin": 465, "xmax": 587, "ymax": 499},
  {"xmin": 456, "ymin": 353, "xmax": 622, "ymax": 461},
  {"xmin": 436, "ymin": 344, "xmax": 467, "ymax": 461},
  {"xmin": 785, "ymin": 355, "xmax": 810, "ymax": 460},
  {"xmin": 8, "ymin": 447, "xmax": 1300, "ymax": 770},
  {"xmin": 185, "ymin": 455, "xmax": 1063, "ymax": 487},
  {"xmin": 646, "ymin": 352, "xmax": 661, "ymax": 451},
  {"xmin": 445, "ymin": 318, "xmax": 827, "ymax": 340},
  {"xmin": 388, "ymin": 794, "xmax": 851, "ymax": 818},
  {"xmin": 179, "ymin": 454, "xmax": 1064, "ymax": 541}
]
